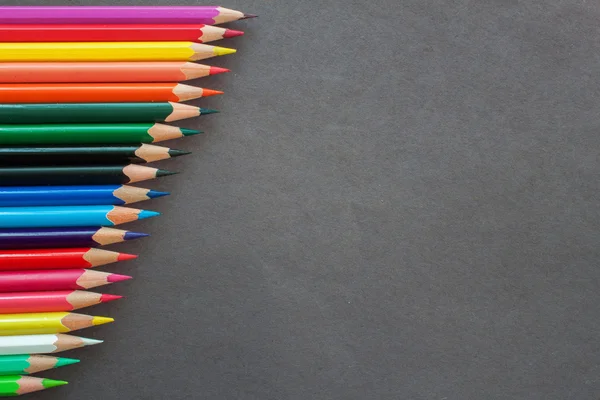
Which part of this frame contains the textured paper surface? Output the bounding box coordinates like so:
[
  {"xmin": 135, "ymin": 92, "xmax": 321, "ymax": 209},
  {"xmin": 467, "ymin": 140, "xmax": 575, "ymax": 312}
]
[{"xmin": 11, "ymin": 0, "xmax": 600, "ymax": 399}]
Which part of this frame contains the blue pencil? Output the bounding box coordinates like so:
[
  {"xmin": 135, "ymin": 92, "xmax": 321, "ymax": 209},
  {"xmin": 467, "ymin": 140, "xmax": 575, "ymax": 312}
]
[
  {"xmin": 0, "ymin": 205, "xmax": 159, "ymax": 228},
  {"xmin": 0, "ymin": 185, "xmax": 169, "ymax": 207}
]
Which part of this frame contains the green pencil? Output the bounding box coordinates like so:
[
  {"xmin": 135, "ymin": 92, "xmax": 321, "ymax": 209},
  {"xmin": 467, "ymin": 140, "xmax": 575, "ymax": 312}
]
[
  {"xmin": 0, "ymin": 375, "xmax": 67, "ymax": 396},
  {"xmin": 0, "ymin": 103, "xmax": 218, "ymax": 124},
  {"xmin": 0, "ymin": 355, "xmax": 78, "ymax": 376},
  {"xmin": 0, "ymin": 123, "xmax": 201, "ymax": 145}
]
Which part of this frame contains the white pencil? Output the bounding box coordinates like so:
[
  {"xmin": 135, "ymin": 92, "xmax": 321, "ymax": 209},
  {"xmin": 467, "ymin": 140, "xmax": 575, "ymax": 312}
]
[{"xmin": 0, "ymin": 334, "xmax": 102, "ymax": 355}]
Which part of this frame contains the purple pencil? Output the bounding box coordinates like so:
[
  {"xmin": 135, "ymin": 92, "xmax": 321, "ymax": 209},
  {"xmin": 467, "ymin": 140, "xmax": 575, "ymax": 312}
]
[
  {"xmin": 0, "ymin": 227, "xmax": 148, "ymax": 249},
  {"xmin": 0, "ymin": 6, "xmax": 256, "ymax": 25}
]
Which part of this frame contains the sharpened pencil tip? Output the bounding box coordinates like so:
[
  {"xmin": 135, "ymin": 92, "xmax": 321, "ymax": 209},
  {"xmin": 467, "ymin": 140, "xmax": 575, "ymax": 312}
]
[
  {"xmin": 202, "ymin": 89, "xmax": 224, "ymax": 97},
  {"xmin": 107, "ymin": 273, "xmax": 133, "ymax": 283},
  {"xmin": 42, "ymin": 379, "xmax": 68, "ymax": 389},
  {"xmin": 147, "ymin": 190, "xmax": 170, "ymax": 199},
  {"xmin": 55, "ymin": 358, "xmax": 80, "ymax": 368},
  {"xmin": 138, "ymin": 210, "xmax": 161, "ymax": 220},
  {"xmin": 123, "ymin": 231, "xmax": 149, "ymax": 241},
  {"xmin": 223, "ymin": 28, "xmax": 245, "ymax": 38},
  {"xmin": 156, "ymin": 169, "xmax": 178, "ymax": 177},
  {"xmin": 209, "ymin": 66, "xmax": 230, "ymax": 75},
  {"xmin": 199, "ymin": 108, "xmax": 219, "ymax": 115},
  {"xmin": 81, "ymin": 337, "xmax": 103, "ymax": 346},
  {"xmin": 92, "ymin": 316, "xmax": 114, "ymax": 326},
  {"xmin": 181, "ymin": 128, "xmax": 202, "ymax": 136},
  {"xmin": 213, "ymin": 46, "xmax": 237, "ymax": 56},
  {"xmin": 100, "ymin": 294, "xmax": 123, "ymax": 304},
  {"xmin": 117, "ymin": 253, "xmax": 137, "ymax": 261},
  {"xmin": 242, "ymin": 13, "xmax": 258, "ymax": 19}
]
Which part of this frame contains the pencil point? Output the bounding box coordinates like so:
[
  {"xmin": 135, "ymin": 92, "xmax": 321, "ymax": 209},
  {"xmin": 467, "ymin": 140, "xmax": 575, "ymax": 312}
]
[
  {"xmin": 223, "ymin": 29, "xmax": 245, "ymax": 38},
  {"xmin": 242, "ymin": 13, "xmax": 258, "ymax": 19},
  {"xmin": 156, "ymin": 169, "xmax": 178, "ymax": 178},
  {"xmin": 167, "ymin": 149, "xmax": 191, "ymax": 158},
  {"xmin": 138, "ymin": 210, "xmax": 161, "ymax": 220},
  {"xmin": 209, "ymin": 66, "xmax": 230, "ymax": 75},
  {"xmin": 123, "ymin": 231, "xmax": 149, "ymax": 241},
  {"xmin": 42, "ymin": 379, "xmax": 68, "ymax": 389},
  {"xmin": 117, "ymin": 253, "xmax": 137, "ymax": 261},
  {"xmin": 81, "ymin": 337, "xmax": 103, "ymax": 346},
  {"xmin": 213, "ymin": 46, "xmax": 237, "ymax": 56},
  {"xmin": 147, "ymin": 190, "xmax": 170, "ymax": 199},
  {"xmin": 55, "ymin": 358, "xmax": 80, "ymax": 368},
  {"xmin": 199, "ymin": 108, "xmax": 219, "ymax": 115},
  {"xmin": 92, "ymin": 316, "xmax": 114, "ymax": 326},
  {"xmin": 202, "ymin": 89, "xmax": 224, "ymax": 97},
  {"xmin": 107, "ymin": 273, "xmax": 133, "ymax": 283},
  {"xmin": 181, "ymin": 128, "xmax": 202, "ymax": 136},
  {"xmin": 100, "ymin": 294, "xmax": 123, "ymax": 304}
]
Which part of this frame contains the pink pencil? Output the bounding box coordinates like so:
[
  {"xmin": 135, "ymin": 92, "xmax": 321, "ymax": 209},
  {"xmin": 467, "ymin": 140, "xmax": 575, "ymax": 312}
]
[{"xmin": 0, "ymin": 6, "xmax": 256, "ymax": 25}]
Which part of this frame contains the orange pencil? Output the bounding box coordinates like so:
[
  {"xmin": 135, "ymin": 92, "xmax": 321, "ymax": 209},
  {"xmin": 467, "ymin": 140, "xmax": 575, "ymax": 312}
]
[
  {"xmin": 0, "ymin": 62, "xmax": 229, "ymax": 83},
  {"xmin": 0, "ymin": 83, "xmax": 223, "ymax": 103}
]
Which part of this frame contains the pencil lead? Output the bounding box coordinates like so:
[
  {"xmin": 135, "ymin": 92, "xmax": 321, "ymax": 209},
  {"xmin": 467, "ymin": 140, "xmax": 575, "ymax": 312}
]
[
  {"xmin": 199, "ymin": 108, "xmax": 219, "ymax": 115},
  {"xmin": 55, "ymin": 358, "xmax": 80, "ymax": 368},
  {"xmin": 41, "ymin": 379, "xmax": 68, "ymax": 389},
  {"xmin": 147, "ymin": 190, "xmax": 170, "ymax": 199},
  {"xmin": 117, "ymin": 253, "xmax": 137, "ymax": 261},
  {"xmin": 167, "ymin": 149, "xmax": 191, "ymax": 157},
  {"xmin": 81, "ymin": 337, "xmax": 103, "ymax": 346},
  {"xmin": 100, "ymin": 294, "xmax": 123, "ymax": 304},
  {"xmin": 107, "ymin": 273, "xmax": 133, "ymax": 283},
  {"xmin": 123, "ymin": 231, "xmax": 149, "ymax": 241},
  {"xmin": 181, "ymin": 128, "xmax": 202, "ymax": 136},
  {"xmin": 202, "ymin": 89, "xmax": 224, "ymax": 97},
  {"xmin": 91, "ymin": 316, "xmax": 114, "ymax": 326},
  {"xmin": 209, "ymin": 66, "xmax": 230, "ymax": 75},
  {"xmin": 137, "ymin": 210, "xmax": 160, "ymax": 220},
  {"xmin": 156, "ymin": 169, "xmax": 178, "ymax": 177},
  {"xmin": 213, "ymin": 46, "xmax": 237, "ymax": 56},
  {"xmin": 242, "ymin": 13, "xmax": 258, "ymax": 19},
  {"xmin": 223, "ymin": 29, "xmax": 245, "ymax": 38}
]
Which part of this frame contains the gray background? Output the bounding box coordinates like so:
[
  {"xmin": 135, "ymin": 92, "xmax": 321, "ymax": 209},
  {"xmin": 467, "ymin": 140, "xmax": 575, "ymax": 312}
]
[{"xmin": 4, "ymin": 0, "xmax": 600, "ymax": 399}]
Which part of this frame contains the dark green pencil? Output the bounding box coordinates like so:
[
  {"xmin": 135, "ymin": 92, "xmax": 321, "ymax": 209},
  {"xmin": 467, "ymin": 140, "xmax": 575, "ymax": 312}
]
[
  {"xmin": 0, "ymin": 165, "xmax": 177, "ymax": 186},
  {"xmin": 0, "ymin": 102, "xmax": 217, "ymax": 124},
  {"xmin": 0, "ymin": 123, "xmax": 200, "ymax": 145},
  {"xmin": 0, "ymin": 144, "xmax": 190, "ymax": 166}
]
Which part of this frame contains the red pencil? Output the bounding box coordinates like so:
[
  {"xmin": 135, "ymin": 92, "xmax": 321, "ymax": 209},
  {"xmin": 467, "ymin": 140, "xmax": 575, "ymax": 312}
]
[
  {"xmin": 0, "ymin": 290, "xmax": 122, "ymax": 314},
  {"xmin": 0, "ymin": 248, "xmax": 137, "ymax": 271},
  {"xmin": 0, "ymin": 269, "xmax": 131, "ymax": 292},
  {"xmin": 0, "ymin": 24, "xmax": 244, "ymax": 43}
]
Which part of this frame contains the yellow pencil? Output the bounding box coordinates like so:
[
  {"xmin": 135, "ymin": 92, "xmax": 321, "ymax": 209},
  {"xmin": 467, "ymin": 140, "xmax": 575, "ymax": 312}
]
[
  {"xmin": 0, "ymin": 312, "xmax": 113, "ymax": 336},
  {"xmin": 0, "ymin": 42, "xmax": 236, "ymax": 62}
]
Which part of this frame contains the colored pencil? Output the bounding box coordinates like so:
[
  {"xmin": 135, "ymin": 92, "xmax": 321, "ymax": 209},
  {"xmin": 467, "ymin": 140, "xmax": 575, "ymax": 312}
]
[
  {"xmin": 0, "ymin": 103, "xmax": 217, "ymax": 124},
  {"xmin": 0, "ymin": 62, "xmax": 229, "ymax": 83},
  {"xmin": 0, "ymin": 185, "xmax": 168, "ymax": 207},
  {"xmin": 0, "ymin": 269, "xmax": 131, "ymax": 292},
  {"xmin": 0, "ymin": 248, "xmax": 137, "ymax": 271},
  {"xmin": 0, "ymin": 145, "xmax": 190, "ymax": 166},
  {"xmin": 0, "ymin": 355, "xmax": 79, "ymax": 375},
  {"xmin": 0, "ymin": 165, "xmax": 177, "ymax": 186},
  {"xmin": 0, "ymin": 206, "xmax": 159, "ymax": 228},
  {"xmin": 0, "ymin": 83, "xmax": 221, "ymax": 104},
  {"xmin": 0, "ymin": 42, "xmax": 236, "ymax": 62},
  {"xmin": 0, "ymin": 375, "xmax": 67, "ymax": 396},
  {"xmin": 0, "ymin": 24, "xmax": 243, "ymax": 43},
  {"xmin": 0, "ymin": 6, "xmax": 255, "ymax": 25},
  {"xmin": 0, "ymin": 227, "xmax": 148, "ymax": 250},
  {"xmin": 0, "ymin": 291, "xmax": 121, "ymax": 314},
  {"xmin": 0, "ymin": 123, "xmax": 200, "ymax": 145},
  {"xmin": 0, "ymin": 312, "xmax": 113, "ymax": 336},
  {"xmin": 0, "ymin": 334, "xmax": 102, "ymax": 355}
]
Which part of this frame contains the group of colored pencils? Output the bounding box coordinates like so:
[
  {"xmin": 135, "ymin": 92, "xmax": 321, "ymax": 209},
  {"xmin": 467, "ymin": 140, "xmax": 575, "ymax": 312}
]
[{"xmin": 0, "ymin": 5, "xmax": 254, "ymax": 396}]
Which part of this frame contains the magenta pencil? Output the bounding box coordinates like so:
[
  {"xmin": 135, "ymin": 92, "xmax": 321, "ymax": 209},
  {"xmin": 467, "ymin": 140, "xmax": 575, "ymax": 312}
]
[{"xmin": 0, "ymin": 6, "xmax": 256, "ymax": 25}]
